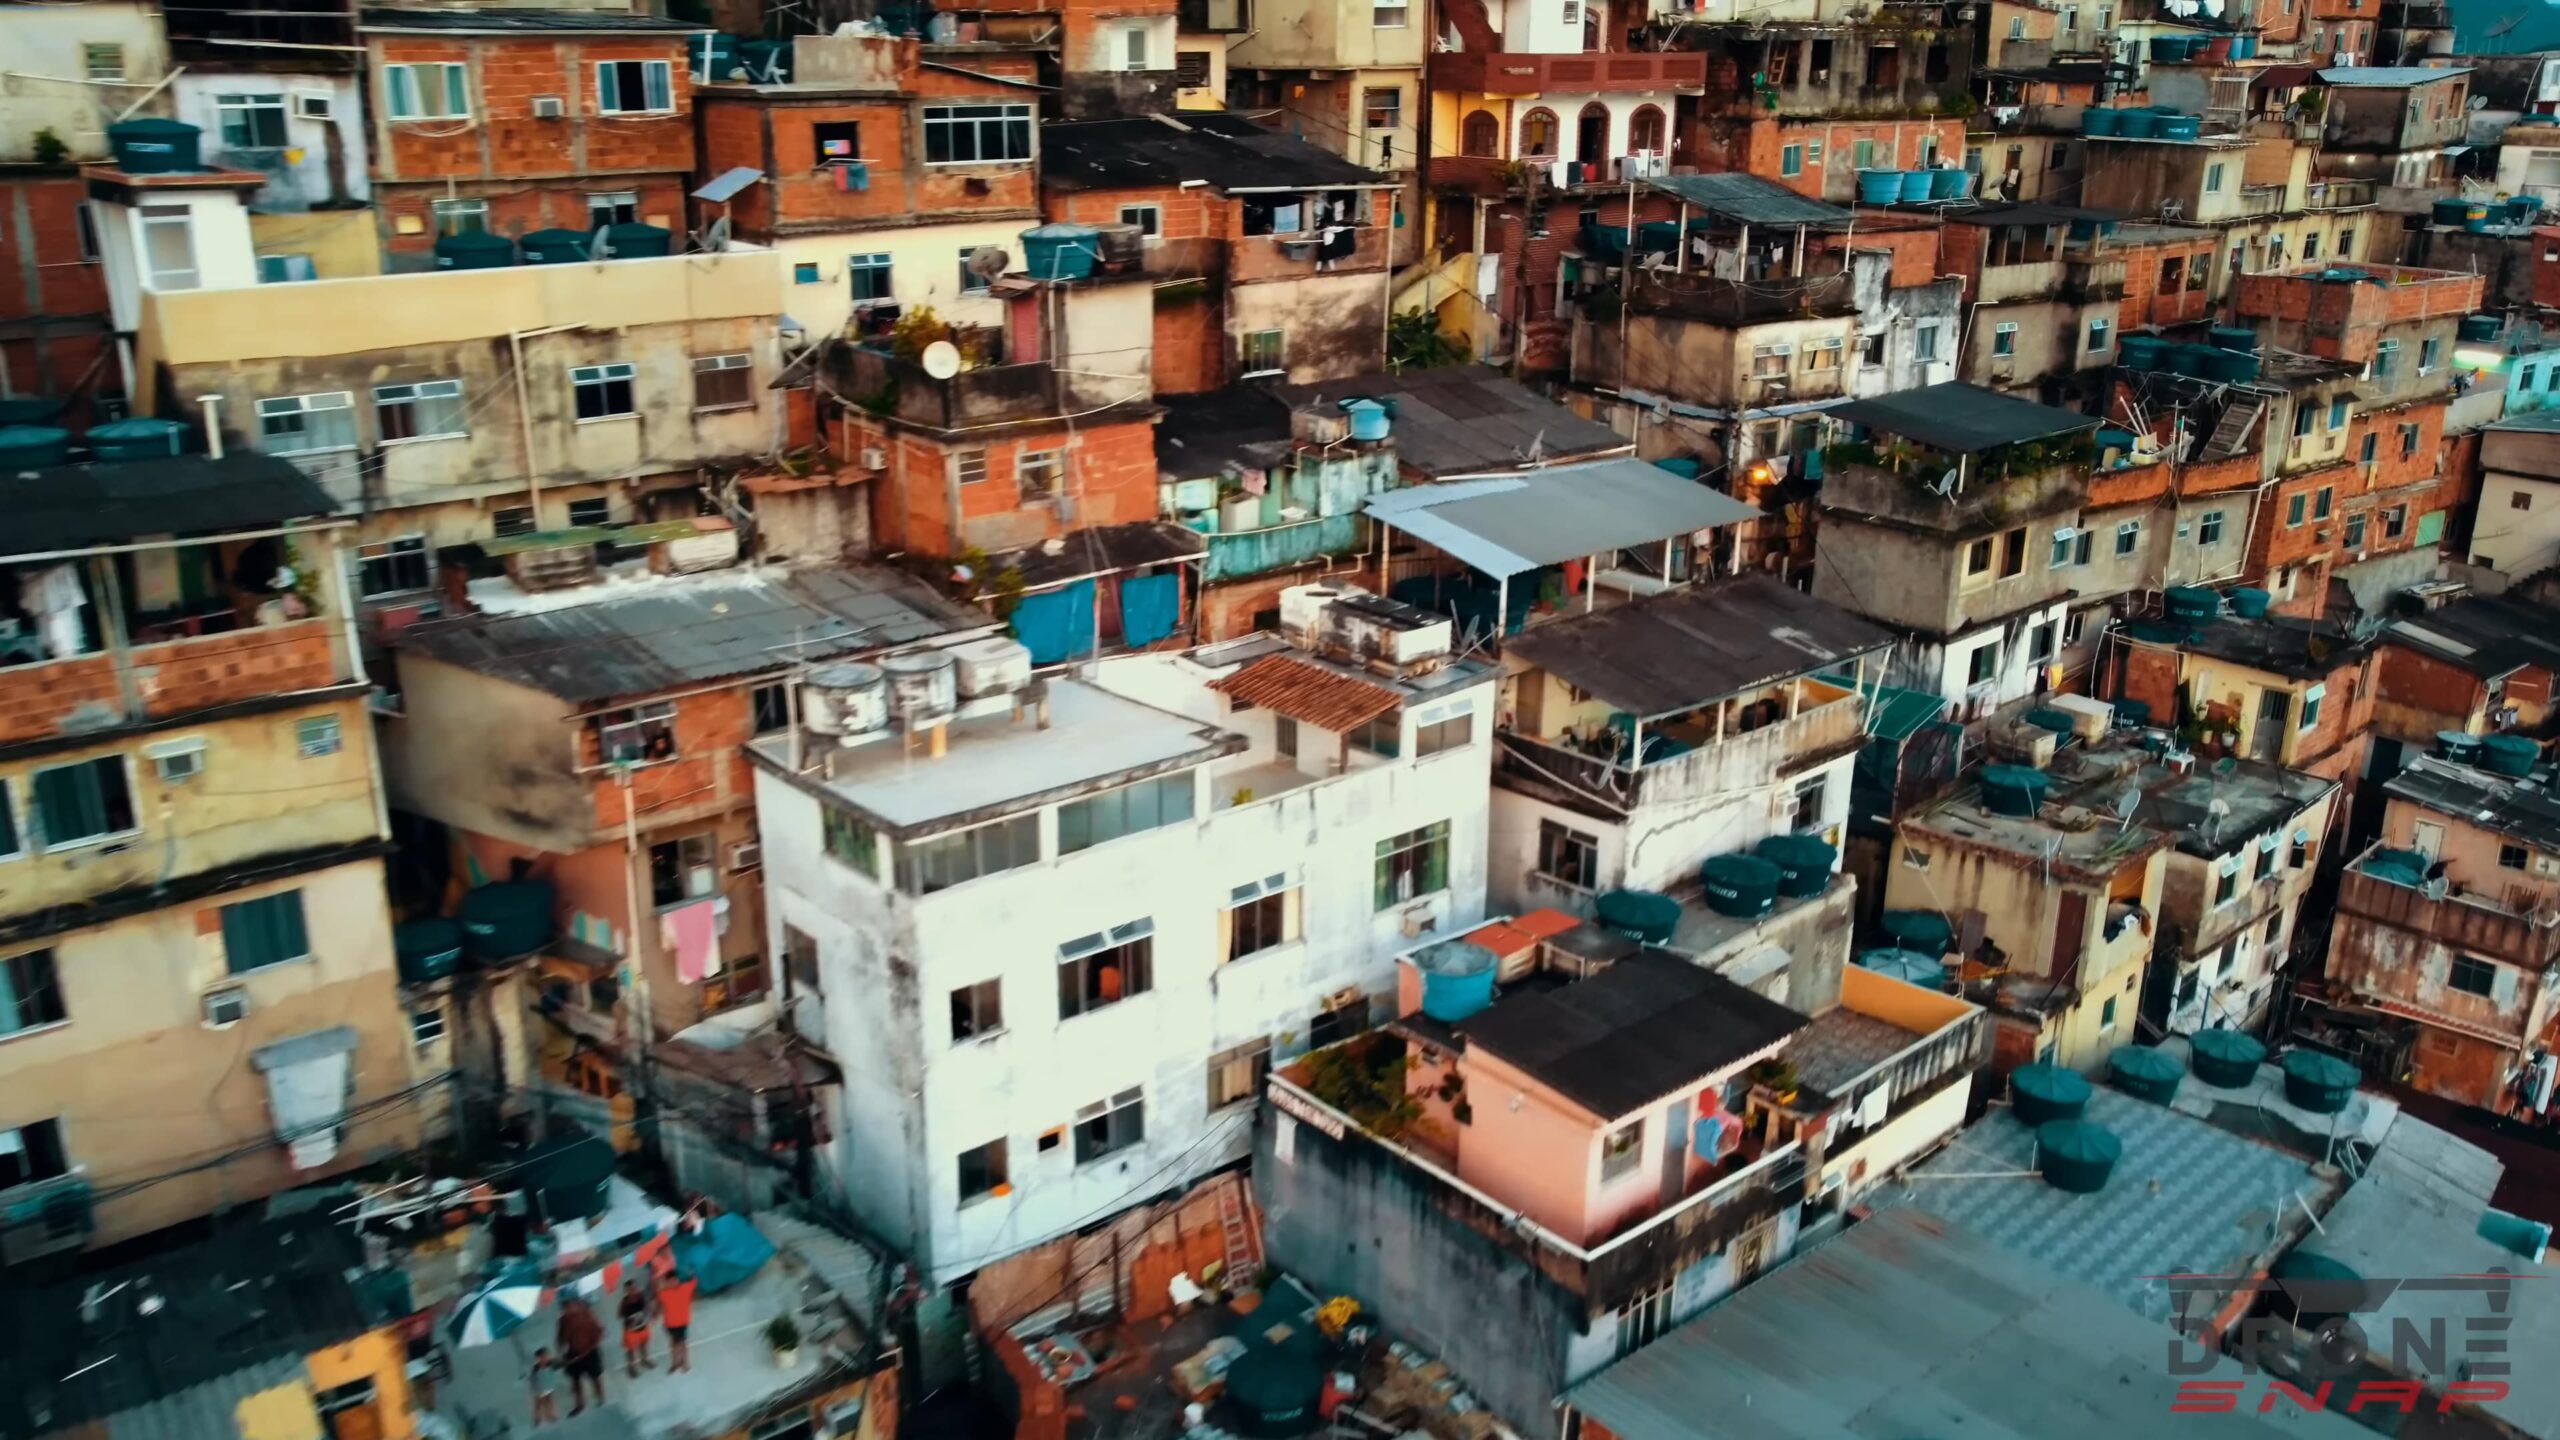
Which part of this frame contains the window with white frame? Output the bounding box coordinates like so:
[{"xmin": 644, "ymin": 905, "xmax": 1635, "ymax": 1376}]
[
  {"xmin": 1414, "ymin": 699, "xmax": 1473, "ymax": 755},
  {"xmin": 1601, "ymin": 1118, "xmax": 1644, "ymax": 1181},
  {"xmin": 357, "ymin": 537, "xmax": 431, "ymax": 597},
  {"xmin": 587, "ymin": 190, "xmax": 640, "ymax": 228},
  {"xmin": 692, "ymin": 353, "xmax": 754, "ymax": 411},
  {"xmin": 922, "ymin": 103, "xmax": 1034, "ymax": 164},
  {"xmin": 597, "ymin": 700, "xmax": 677, "ymax": 764},
  {"xmin": 217, "ymin": 93, "xmax": 288, "ymax": 149},
  {"xmin": 2198, "ymin": 510, "xmax": 2225, "ymax": 546},
  {"xmin": 374, "ymin": 379, "xmax": 465, "ymax": 442},
  {"xmin": 1121, "ymin": 22, "xmax": 1151, "ymax": 69},
  {"xmin": 958, "ymin": 246, "xmax": 992, "ymax": 293},
  {"xmin": 297, "ymin": 715, "xmax": 342, "ymax": 757},
  {"xmin": 1208, "ymin": 1037, "xmax": 1273, "ymax": 1109},
  {"xmin": 32, "ymin": 755, "xmax": 137, "ymax": 851},
  {"xmin": 1225, "ymin": 873, "xmax": 1297, "ymax": 961},
  {"xmin": 430, "ymin": 197, "xmax": 488, "ymax": 237},
  {"xmin": 571, "ymin": 363, "xmax": 637, "ymax": 420},
  {"xmin": 1913, "ymin": 321, "xmax": 1941, "ymax": 362},
  {"xmin": 1074, "ymin": 1087, "xmax": 1144, "ymax": 1163},
  {"xmin": 1374, "ymin": 820, "xmax": 1450, "ymax": 909},
  {"xmin": 2086, "ymin": 318, "xmax": 2111, "ymax": 353},
  {"xmin": 955, "ymin": 449, "xmax": 989, "ymax": 485},
  {"xmin": 1375, "ymin": 0, "xmax": 1410, "ymax": 24},
  {"xmin": 850, "ymin": 253, "xmax": 893, "ymax": 304},
  {"xmin": 140, "ymin": 205, "xmax": 198, "ymax": 290},
  {"xmin": 83, "ymin": 43, "xmax": 126, "ymax": 81},
  {"xmin": 1059, "ymin": 919, "xmax": 1154, "ymax": 1018},
  {"xmin": 1017, "ymin": 447, "xmax": 1063, "ymax": 502},
  {"xmin": 1804, "ymin": 335, "xmax": 1843, "ymax": 371},
  {"xmin": 595, "ymin": 60, "xmax": 673, "ymax": 115},
  {"xmin": 1993, "ymin": 322, "xmax": 2019, "ymax": 357},
  {"xmin": 0, "ymin": 948, "xmax": 64, "ymax": 1037},
  {"xmin": 1240, "ymin": 329, "xmax": 1286, "ymax": 377},
  {"xmin": 1537, "ymin": 819, "xmax": 1599, "ymax": 889},
  {"xmin": 2115, "ymin": 519, "xmax": 2141, "ymax": 556},
  {"xmin": 258, "ymin": 392, "xmax": 354, "ymax": 454},
  {"xmin": 1752, "ymin": 344, "xmax": 1792, "ymax": 377},
  {"xmin": 411, "ymin": 1004, "xmax": 448, "ymax": 1048},
  {"xmin": 1118, "ymin": 203, "xmax": 1161, "ymax": 236},
  {"xmin": 383, "ymin": 62, "xmax": 469, "ymax": 121}
]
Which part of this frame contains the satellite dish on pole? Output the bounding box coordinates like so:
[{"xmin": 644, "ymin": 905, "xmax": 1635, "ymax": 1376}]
[
  {"xmin": 969, "ymin": 245, "xmax": 1012, "ymax": 281},
  {"xmin": 2113, "ymin": 787, "xmax": 2141, "ymax": 830},
  {"xmin": 921, "ymin": 340, "xmax": 963, "ymax": 380}
]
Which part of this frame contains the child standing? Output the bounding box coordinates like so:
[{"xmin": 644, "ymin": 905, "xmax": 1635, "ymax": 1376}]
[{"xmin": 530, "ymin": 1346, "xmax": 562, "ymax": 1427}]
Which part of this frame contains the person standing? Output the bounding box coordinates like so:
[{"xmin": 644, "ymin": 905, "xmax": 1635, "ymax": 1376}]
[
  {"xmin": 619, "ymin": 1279, "xmax": 657, "ymax": 1377},
  {"xmin": 555, "ymin": 1297, "xmax": 607, "ymax": 1415},
  {"xmin": 529, "ymin": 1347, "xmax": 562, "ymax": 1427},
  {"xmin": 659, "ymin": 1266, "xmax": 700, "ymax": 1374}
]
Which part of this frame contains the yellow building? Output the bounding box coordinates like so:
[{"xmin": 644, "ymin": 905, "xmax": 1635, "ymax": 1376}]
[{"xmin": 0, "ymin": 450, "xmax": 422, "ymax": 1255}]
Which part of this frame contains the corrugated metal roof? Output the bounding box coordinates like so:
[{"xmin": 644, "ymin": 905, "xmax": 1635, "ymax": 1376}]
[
  {"xmin": 1207, "ymin": 653, "xmax": 1401, "ymax": 733},
  {"xmin": 1644, "ymin": 173, "xmax": 1856, "ymax": 229},
  {"xmin": 1362, "ymin": 459, "xmax": 1761, "ymax": 579},
  {"xmin": 1269, "ymin": 370, "xmax": 1631, "ymax": 479},
  {"xmin": 360, "ymin": 6, "xmax": 705, "ymax": 29},
  {"xmin": 397, "ymin": 565, "xmax": 988, "ymax": 703},
  {"xmin": 1040, "ymin": 113, "xmax": 1387, "ymax": 191},
  {"xmin": 1831, "ymin": 381, "xmax": 2100, "ymax": 454},
  {"xmin": 1565, "ymin": 1207, "xmax": 2373, "ymax": 1440},
  {"xmin": 104, "ymin": 1356, "xmax": 310, "ymax": 1440},
  {"xmin": 8, "ymin": 453, "xmax": 338, "ymax": 558},
  {"xmin": 2317, "ymin": 65, "xmax": 2473, "ymax": 85},
  {"xmin": 1502, "ymin": 577, "xmax": 1895, "ymax": 718}
]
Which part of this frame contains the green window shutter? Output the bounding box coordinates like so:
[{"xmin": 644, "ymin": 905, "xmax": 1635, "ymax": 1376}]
[
  {"xmin": 223, "ymin": 891, "xmax": 310, "ymax": 973},
  {"xmin": 2414, "ymin": 510, "xmax": 2445, "ymax": 547}
]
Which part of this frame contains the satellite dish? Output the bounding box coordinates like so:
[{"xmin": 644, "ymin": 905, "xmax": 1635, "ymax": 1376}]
[
  {"xmin": 920, "ymin": 340, "xmax": 962, "ymax": 380},
  {"xmin": 969, "ymin": 245, "xmax": 1012, "ymax": 279},
  {"xmin": 2113, "ymin": 787, "xmax": 2141, "ymax": 825}
]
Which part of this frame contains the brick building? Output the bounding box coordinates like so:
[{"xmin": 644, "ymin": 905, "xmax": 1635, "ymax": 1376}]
[
  {"xmin": 937, "ymin": 0, "xmax": 1184, "ymax": 118},
  {"xmin": 359, "ymin": 8, "xmax": 704, "ymax": 264},
  {"xmin": 0, "ymin": 172, "xmax": 113, "ymax": 427}
]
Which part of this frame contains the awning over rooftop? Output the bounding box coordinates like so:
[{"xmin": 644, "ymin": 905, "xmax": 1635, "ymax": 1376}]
[
  {"xmin": 1830, "ymin": 382, "xmax": 2099, "ymax": 455},
  {"xmin": 1502, "ymin": 577, "xmax": 1895, "ymax": 719},
  {"xmin": 1818, "ymin": 673, "xmax": 1951, "ymax": 742},
  {"xmin": 1363, "ymin": 459, "xmax": 1761, "ymax": 580},
  {"xmin": 1643, "ymin": 173, "xmax": 1856, "ymax": 230}
]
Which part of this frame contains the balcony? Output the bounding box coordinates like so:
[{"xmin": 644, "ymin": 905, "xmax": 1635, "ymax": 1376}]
[
  {"xmin": 1268, "ymin": 1070, "xmax": 1806, "ymax": 1309},
  {"xmin": 833, "ymin": 342, "xmax": 1128, "ymax": 431},
  {"xmin": 1494, "ymin": 683, "xmax": 1866, "ymax": 814},
  {"xmin": 1819, "ymin": 442, "xmax": 2093, "ymax": 537},
  {"xmin": 1978, "ymin": 259, "xmax": 2064, "ymax": 304},
  {"xmin": 1622, "ymin": 269, "xmax": 1855, "ymax": 327},
  {"xmin": 2237, "ymin": 183, "xmax": 2289, "ymax": 218},
  {"xmin": 1227, "ymin": 225, "xmax": 1389, "ymax": 284},
  {"xmin": 2304, "ymin": 179, "xmax": 2378, "ymax": 212},
  {"xmin": 2062, "ymin": 257, "xmax": 2127, "ymax": 303},
  {"xmin": 0, "ymin": 1173, "xmax": 95, "ymax": 1265},
  {"xmin": 1432, "ymin": 49, "xmax": 1708, "ymax": 97},
  {"xmin": 1202, "ymin": 512, "xmax": 1365, "ymax": 583},
  {"xmin": 2336, "ymin": 859, "xmax": 2560, "ymax": 973}
]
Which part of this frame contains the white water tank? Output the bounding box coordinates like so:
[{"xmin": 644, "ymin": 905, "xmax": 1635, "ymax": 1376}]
[
  {"xmin": 879, "ymin": 647, "xmax": 959, "ymax": 727},
  {"xmin": 949, "ymin": 636, "xmax": 1032, "ymax": 699},
  {"xmin": 1279, "ymin": 584, "xmax": 1346, "ymax": 648},
  {"xmin": 802, "ymin": 663, "xmax": 888, "ymax": 736}
]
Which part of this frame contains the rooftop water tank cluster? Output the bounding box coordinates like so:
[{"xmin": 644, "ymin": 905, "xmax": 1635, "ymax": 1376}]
[
  {"xmin": 437, "ymin": 222, "xmax": 676, "ymax": 270},
  {"xmin": 1855, "ymin": 168, "xmax": 1973, "ymax": 205},
  {"xmin": 2085, "ymin": 104, "xmax": 2202, "ymax": 140},
  {"xmin": 2117, "ymin": 328, "xmax": 2261, "ymax": 382}
]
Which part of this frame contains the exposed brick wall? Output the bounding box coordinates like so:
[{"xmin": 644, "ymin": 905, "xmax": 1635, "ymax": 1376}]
[
  {"xmin": 2116, "ymin": 236, "xmax": 2216, "ymax": 330},
  {"xmin": 2231, "ymin": 266, "xmax": 2487, "ymax": 362},
  {"xmin": 854, "ymin": 412, "xmax": 1162, "ymax": 558},
  {"xmin": 1684, "ymin": 116, "xmax": 1966, "ymax": 201},
  {"xmin": 1835, "ymin": 221, "xmax": 1941, "ymax": 289},
  {"xmin": 376, "ymin": 176, "xmax": 689, "ymax": 252},
  {"xmin": 579, "ymin": 686, "xmax": 755, "ymax": 834},
  {"xmin": 2539, "ymin": 229, "xmax": 2560, "ymax": 311},
  {"xmin": 1048, "ymin": 184, "xmax": 1221, "ymax": 240},
  {"xmin": 0, "ymin": 172, "xmax": 113, "ymax": 422},
  {"xmin": 134, "ymin": 623, "xmax": 342, "ymax": 716},
  {"xmin": 371, "ymin": 34, "xmax": 695, "ymax": 184},
  {"xmin": 1152, "ymin": 287, "xmax": 1224, "ymax": 394},
  {"xmin": 700, "ymin": 95, "xmax": 1037, "ymax": 237}
]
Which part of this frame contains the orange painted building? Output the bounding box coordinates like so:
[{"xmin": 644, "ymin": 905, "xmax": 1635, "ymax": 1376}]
[{"xmin": 360, "ymin": 11, "xmax": 703, "ymax": 260}]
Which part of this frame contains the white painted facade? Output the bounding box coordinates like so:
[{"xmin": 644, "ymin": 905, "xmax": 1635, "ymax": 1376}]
[
  {"xmin": 0, "ymin": 2, "xmax": 169, "ymax": 163},
  {"xmin": 169, "ymin": 72, "xmax": 372, "ymax": 209},
  {"xmin": 1905, "ymin": 597, "xmax": 2073, "ymax": 715},
  {"xmin": 753, "ymin": 650, "xmax": 1494, "ymax": 1284},
  {"xmin": 1509, "ymin": 94, "xmax": 1673, "ymax": 180},
  {"xmin": 92, "ymin": 183, "xmax": 260, "ymax": 333},
  {"xmin": 768, "ymin": 220, "xmax": 1024, "ymax": 340}
]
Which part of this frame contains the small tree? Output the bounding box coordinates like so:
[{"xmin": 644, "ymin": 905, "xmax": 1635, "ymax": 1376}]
[
  {"xmin": 1387, "ymin": 308, "xmax": 1465, "ymax": 372},
  {"xmin": 32, "ymin": 129, "xmax": 68, "ymax": 166}
]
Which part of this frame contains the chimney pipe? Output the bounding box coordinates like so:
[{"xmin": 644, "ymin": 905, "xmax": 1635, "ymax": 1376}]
[{"xmin": 196, "ymin": 395, "xmax": 225, "ymax": 458}]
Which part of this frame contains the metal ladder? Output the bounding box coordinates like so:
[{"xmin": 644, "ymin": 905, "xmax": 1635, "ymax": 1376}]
[
  {"xmin": 2203, "ymin": 397, "xmax": 2264, "ymax": 459},
  {"xmin": 1216, "ymin": 1179, "xmax": 1258, "ymax": 1285}
]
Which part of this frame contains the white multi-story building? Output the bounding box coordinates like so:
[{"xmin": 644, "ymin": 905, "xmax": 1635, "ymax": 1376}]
[{"xmin": 749, "ymin": 589, "xmax": 1495, "ymax": 1283}]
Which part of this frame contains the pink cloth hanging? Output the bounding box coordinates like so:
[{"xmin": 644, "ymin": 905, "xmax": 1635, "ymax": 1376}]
[{"xmin": 661, "ymin": 898, "xmax": 722, "ymax": 984}]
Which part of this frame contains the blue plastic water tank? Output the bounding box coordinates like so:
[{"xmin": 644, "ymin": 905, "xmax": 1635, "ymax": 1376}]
[
  {"xmin": 1344, "ymin": 399, "xmax": 1390, "ymax": 442},
  {"xmin": 1412, "ymin": 940, "xmax": 1498, "ymax": 1022}
]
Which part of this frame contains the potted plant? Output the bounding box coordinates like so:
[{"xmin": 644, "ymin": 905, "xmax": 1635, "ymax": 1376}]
[
  {"xmin": 766, "ymin": 1313, "xmax": 804, "ymax": 1369},
  {"xmin": 1752, "ymin": 1059, "xmax": 1801, "ymax": 1105}
]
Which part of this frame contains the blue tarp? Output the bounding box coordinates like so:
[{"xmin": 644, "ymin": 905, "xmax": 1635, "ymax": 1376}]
[
  {"xmin": 1120, "ymin": 574, "xmax": 1179, "ymax": 648},
  {"xmin": 1012, "ymin": 580, "xmax": 1095, "ymax": 664},
  {"xmin": 669, "ymin": 1212, "xmax": 776, "ymax": 1296}
]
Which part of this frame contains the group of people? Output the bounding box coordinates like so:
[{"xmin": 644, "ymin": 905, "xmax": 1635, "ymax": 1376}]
[{"xmin": 528, "ymin": 1267, "xmax": 701, "ymax": 1424}]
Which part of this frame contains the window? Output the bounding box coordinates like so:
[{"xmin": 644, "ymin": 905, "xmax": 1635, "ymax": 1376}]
[
  {"xmin": 2374, "ymin": 339, "xmax": 2399, "ymax": 378},
  {"xmin": 1964, "ymin": 536, "xmax": 1995, "ymax": 580},
  {"xmin": 595, "ymin": 702, "xmax": 676, "ymax": 766},
  {"xmin": 1461, "ymin": 110, "xmax": 1500, "ymax": 157},
  {"xmin": 566, "ymin": 497, "xmax": 609, "ymax": 529},
  {"xmin": 1966, "ymin": 641, "xmax": 2000, "ymax": 687},
  {"xmin": 1781, "ymin": 143, "xmax": 1804, "ymax": 177},
  {"xmin": 1209, "ymin": 1038, "xmax": 1273, "ymax": 1109},
  {"xmin": 850, "ymin": 253, "xmax": 892, "ymax": 303},
  {"xmin": 2100, "ymin": 996, "xmax": 2118, "ymax": 1032},
  {"xmin": 587, "ymin": 191, "xmax": 640, "ymax": 228},
  {"xmin": 1240, "ymin": 329, "xmax": 1286, "ymax": 377},
  {"xmin": 1017, "ymin": 448, "xmax": 1063, "ymax": 502},
  {"xmin": 2287, "ymin": 494, "xmax": 2307, "ymax": 527},
  {"xmin": 571, "ymin": 363, "xmax": 637, "ymax": 420},
  {"xmin": 1914, "ymin": 322, "xmax": 1941, "ymax": 362},
  {"xmin": 923, "ymin": 103, "xmax": 1035, "ymax": 164},
  {"xmin": 792, "ymin": 262, "xmax": 821, "ymax": 285},
  {"xmin": 75, "ymin": 203, "xmax": 99, "ymax": 262},
  {"xmin": 2329, "ymin": 397, "xmax": 2350, "ymax": 431},
  {"xmin": 2345, "ymin": 513, "xmax": 2367, "ymax": 550},
  {"xmin": 2501, "ymin": 843, "xmax": 2530, "ymax": 872},
  {"xmin": 2205, "ymin": 161, "xmax": 2227, "ymax": 193},
  {"xmin": 1537, "ymin": 820, "xmax": 1599, "ymax": 889},
  {"xmin": 692, "ymin": 353, "xmax": 754, "ymax": 411},
  {"xmin": 2516, "ymin": 491, "xmax": 2535, "ymax": 511},
  {"xmin": 2063, "ymin": 4, "xmax": 2079, "ymax": 26},
  {"xmin": 2000, "ymin": 526, "xmax": 2027, "ymax": 577},
  {"xmin": 649, "ymin": 834, "xmax": 717, "ymax": 907},
  {"xmin": 2384, "ymin": 505, "xmax": 2407, "ymax": 539},
  {"xmin": 951, "ymin": 979, "xmax": 1003, "ymax": 1040},
  {"xmin": 2419, "ymin": 337, "xmax": 2442, "ymax": 374},
  {"xmin": 374, "ymin": 379, "xmax": 465, "ymax": 442},
  {"xmin": 1364, "ymin": 87, "xmax": 1401, "ymax": 131},
  {"xmin": 1059, "ymin": 773, "xmax": 1194, "ymax": 854},
  {"xmin": 958, "ymin": 246, "xmax": 992, "ymax": 294},
  {"xmin": 948, "ymin": 449, "xmax": 989, "ymax": 487},
  {"xmin": 2009, "ymin": 15, "xmax": 2026, "ymax": 37},
  {"xmin": 221, "ymin": 890, "xmax": 309, "ymax": 973},
  {"xmin": 297, "ymin": 715, "xmax": 343, "ymax": 758},
  {"xmin": 1309, "ymin": 993, "xmax": 1369, "ymax": 1050},
  {"xmin": 1752, "ymin": 344, "xmax": 1792, "ymax": 378},
  {"xmin": 1992, "ymin": 322, "xmax": 2018, "ymax": 358},
  {"xmin": 744, "ymin": 682, "xmax": 789, "ymax": 738},
  {"xmin": 1075, "ymin": 1088, "xmax": 1145, "ymax": 1162},
  {"xmin": 1629, "ymin": 106, "xmax": 1665, "ymax": 155},
  {"xmin": 1228, "ymin": 875, "xmax": 1296, "ymax": 960},
  {"xmin": 83, "ymin": 42, "xmax": 125, "ymax": 81},
  {"xmin": 1600, "ymin": 1119, "xmax": 1644, "ymax": 1181},
  {"xmin": 2293, "ymin": 403, "xmax": 2317, "ymax": 441},
  {"xmin": 595, "ymin": 60, "xmax": 674, "ymax": 114},
  {"xmin": 0, "ymin": 950, "xmax": 64, "ymax": 1036},
  {"xmin": 2399, "ymin": 422, "xmax": 2420, "ymax": 458},
  {"xmin": 357, "ymin": 536, "xmax": 431, "ymax": 597},
  {"xmin": 1349, "ymin": 713, "xmax": 1401, "ymax": 758},
  {"xmin": 957, "ymin": 1138, "xmax": 1008, "ymax": 1201},
  {"xmin": 896, "ymin": 813, "xmax": 1038, "ymax": 893},
  {"xmin": 1791, "ymin": 774, "xmax": 1827, "ymax": 830},
  {"xmin": 2449, "ymin": 956, "xmax": 2498, "ymax": 998},
  {"xmin": 1174, "ymin": 49, "xmax": 1211, "ymax": 87},
  {"xmin": 2116, "ymin": 519, "xmax": 2141, "ymax": 556},
  {"xmin": 2215, "ymin": 865, "xmax": 2239, "ymax": 906},
  {"xmin": 430, "ymin": 197, "xmax": 488, "ymax": 237},
  {"xmin": 383, "ymin": 62, "xmax": 469, "ymax": 121},
  {"xmin": 2314, "ymin": 486, "xmax": 2333, "ymax": 520},
  {"xmin": 2199, "ymin": 510, "xmax": 2225, "ymax": 547},
  {"xmin": 2050, "ymin": 529, "xmax": 2085, "ymax": 568},
  {"xmin": 1617, "ymin": 1280, "xmax": 1674, "ymax": 1357},
  {"xmin": 0, "ymin": 1118, "xmax": 69, "ymax": 1191},
  {"xmin": 1414, "ymin": 700, "xmax": 1473, "ymax": 756},
  {"xmin": 2028, "ymin": 619, "xmax": 2058, "ymax": 664},
  {"xmin": 1863, "ymin": 330, "xmax": 1886, "ymax": 366},
  {"xmin": 2086, "ymin": 319, "xmax": 2111, "ymax": 354},
  {"xmin": 1521, "ymin": 108, "xmax": 1558, "ymax": 157},
  {"xmin": 2303, "ymin": 232, "xmax": 2320, "ymax": 262},
  {"xmin": 492, "ymin": 506, "xmax": 536, "ymax": 538},
  {"xmin": 1375, "ymin": 820, "xmax": 1451, "ymax": 909},
  {"xmin": 257, "ymin": 392, "xmax": 354, "ymax": 454},
  {"xmin": 821, "ymin": 804, "xmax": 876, "ymax": 872},
  {"xmin": 217, "ymin": 93, "xmax": 288, "ymax": 149},
  {"xmin": 1117, "ymin": 203, "xmax": 1161, "ymax": 237},
  {"xmin": 139, "ymin": 204, "xmax": 198, "ymax": 290},
  {"xmin": 33, "ymin": 756, "xmax": 135, "ymax": 851},
  {"xmin": 411, "ymin": 1004, "xmax": 447, "ymax": 1048}
]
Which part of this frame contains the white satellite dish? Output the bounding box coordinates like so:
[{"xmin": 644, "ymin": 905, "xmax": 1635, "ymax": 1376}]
[
  {"xmin": 969, "ymin": 245, "xmax": 1012, "ymax": 280},
  {"xmin": 920, "ymin": 340, "xmax": 962, "ymax": 380}
]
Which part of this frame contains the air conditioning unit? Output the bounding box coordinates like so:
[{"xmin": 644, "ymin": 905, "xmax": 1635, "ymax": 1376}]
[
  {"xmin": 203, "ymin": 987, "xmax": 249, "ymax": 1028},
  {"xmin": 292, "ymin": 92, "xmax": 334, "ymax": 121},
  {"xmin": 728, "ymin": 841, "xmax": 761, "ymax": 873},
  {"xmin": 147, "ymin": 737, "xmax": 205, "ymax": 784},
  {"xmin": 532, "ymin": 95, "xmax": 566, "ymax": 119},
  {"xmin": 860, "ymin": 446, "xmax": 888, "ymax": 470},
  {"xmin": 1399, "ymin": 906, "xmax": 1437, "ymax": 938}
]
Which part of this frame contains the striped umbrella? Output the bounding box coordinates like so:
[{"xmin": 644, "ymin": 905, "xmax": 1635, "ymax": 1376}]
[{"xmin": 446, "ymin": 1270, "xmax": 547, "ymax": 1349}]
